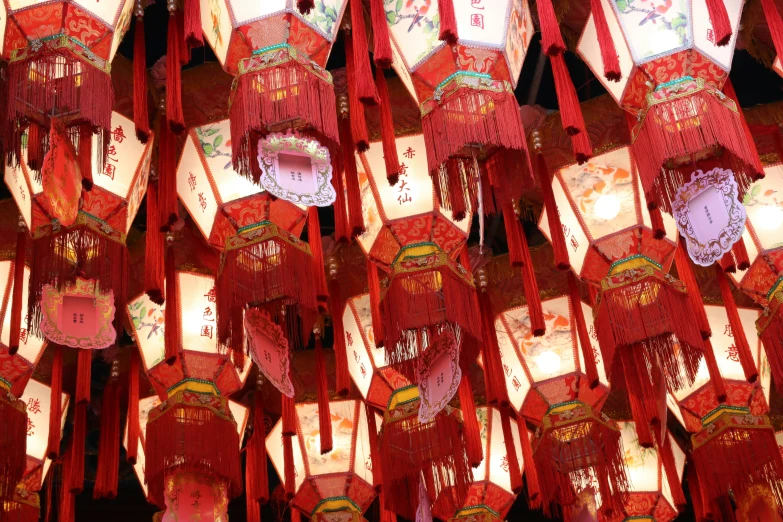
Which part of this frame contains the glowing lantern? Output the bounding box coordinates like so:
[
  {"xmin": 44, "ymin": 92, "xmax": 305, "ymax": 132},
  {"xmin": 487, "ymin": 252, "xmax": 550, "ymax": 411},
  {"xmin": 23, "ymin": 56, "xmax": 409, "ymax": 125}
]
[
  {"xmin": 4, "ymin": 110, "xmax": 152, "ymax": 344},
  {"xmin": 199, "ymin": 0, "xmax": 346, "ymax": 177},
  {"xmin": 576, "ymin": 0, "xmax": 761, "ymax": 218},
  {"xmin": 123, "ymin": 393, "xmax": 248, "ymax": 516},
  {"xmin": 537, "ymin": 127, "xmax": 711, "ymax": 448},
  {"xmin": 265, "ymin": 399, "xmax": 376, "ymax": 522},
  {"xmin": 668, "ymin": 304, "xmax": 782, "ymax": 515},
  {"xmin": 125, "ymin": 267, "xmax": 251, "ymax": 507},
  {"xmin": 3, "ymin": 379, "xmax": 69, "ymax": 522},
  {"xmin": 381, "ymin": 0, "xmax": 535, "ymax": 205},
  {"xmin": 494, "ymin": 293, "xmax": 626, "ymax": 516},
  {"xmin": 176, "ymin": 117, "xmax": 326, "ymax": 360}
]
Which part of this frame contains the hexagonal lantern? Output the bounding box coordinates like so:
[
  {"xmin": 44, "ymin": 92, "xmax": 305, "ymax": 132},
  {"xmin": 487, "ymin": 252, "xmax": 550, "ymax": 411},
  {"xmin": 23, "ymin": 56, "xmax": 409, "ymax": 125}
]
[
  {"xmin": 668, "ymin": 304, "xmax": 782, "ymax": 515},
  {"xmin": 5, "ymin": 110, "xmax": 152, "ymax": 343},
  {"xmin": 577, "ymin": 0, "xmax": 761, "ymax": 217},
  {"xmin": 176, "ymin": 117, "xmax": 323, "ymax": 357},
  {"xmin": 384, "ymin": 0, "xmax": 535, "ymax": 211},
  {"xmin": 123, "ymin": 393, "xmax": 248, "ymax": 513},
  {"xmin": 200, "ymin": 0, "xmax": 347, "ymax": 176},
  {"xmin": 266, "ymin": 399, "xmax": 376, "ymax": 522}
]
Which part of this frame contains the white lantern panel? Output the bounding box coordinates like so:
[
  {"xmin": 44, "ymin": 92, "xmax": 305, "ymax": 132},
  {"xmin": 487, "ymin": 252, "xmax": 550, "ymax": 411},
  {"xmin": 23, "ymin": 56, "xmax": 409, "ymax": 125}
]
[
  {"xmin": 495, "ymin": 313, "xmax": 532, "ymax": 412},
  {"xmin": 227, "ymin": 0, "xmax": 285, "ymax": 27},
  {"xmin": 127, "ymin": 290, "xmax": 166, "ymax": 370},
  {"xmin": 73, "ymin": 0, "xmax": 127, "ymax": 25},
  {"xmin": 672, "ymin": 305, "xmax": 760, "ymax": 400},
  {"xmin": 453, "ymin": 0, "xmax": 508, "ymax": 48},
  {"xmin": 266, "ymin": 413, "xmax": 307, "ymax": 491},
  {"xmin": 2, "ymin": 265, "xmax": 45, "ymax": 363},
  {"xmin": 355, "ymin": 169, "xmax": 381, "ymax": 255},
  {"xmin": 126, "ymin": 144, "xmax": 152, "ymax": 235},
  {"xmin": 345, "ymin": 294, "xmax": 387, "ymax": 400},
  {"xmin": 576, "ymin": 301, "xmax": 608, "ymax": 384},
  {"xmin": 352, "ymin": 402, "xmax": 374, "ymax": 486},
  {"xmin": 298, "ymin": 401, "xmax": 354, "ymax": 475},
  {"xmin": 610, "ymin": 0, "xmax": 692, "ymax": 63},
  {"xmin": 577, "ymin": 0, "xmax": 633, "ymax": 103},
  {"xmin": 197, "ymin": 121, "xmax": 264, "ymax": 204},
  {"xmin": 558, "ymin": 148, "xmax": 638, "ymax": 240},
  {"xmin": 692, "ymin": 0, "xmax": 742, "ymax": 71},
  {"xmin": 178, "ymin": 272, "xmax": 220, "ymax": 354},
  {"xmin": 109, "ymin": 0, "xmax": 134, "ymax": 63},
  {"xmin": 539, "ymin": 177, "xmax": 589, "ymax": 276},
  {"xmin": 504, "ymin": 0, "xmax": 534, "ymax": 86},
  {"xmin": 299, "ymin": 0, "xmax": 347, "ymax": 42},
  {"xmin": 666, "ymin": 393, "xmax": 685, "ymax": 426},
  {"xmin": 486, "ymin": 407, "xmax": 524, "ymax": 494},
  {"xmin": 619, "ymin": 421, "xmax": 660, "ymax": 493},
  {"xmin": 178, "ymin": 134, "xmax": 219, "ymax": 240},
  {"xmin": 201, "ymin": 0, "xmax": 233, "ymax": 64},
  {"xmin": 385, "ymin": 0, "xmax": 447, "ymax": 70},
  {"xmin": 20, "ymin": 379, "xmax": 68, "ymax": 464},
  {"xmin": 93, "ymin": 112, "xmax": 149, "ymax": 200},
  {"xmin": 391, "ymin": 42, "xmax": 419, "ymax": 104},
  {"xmin": 661, "ymin": 432, "xmax": 686, "ymax": 508},
  {"xmin": 743, "ymin": 164, "xmax": 783, "ymax": 253}
]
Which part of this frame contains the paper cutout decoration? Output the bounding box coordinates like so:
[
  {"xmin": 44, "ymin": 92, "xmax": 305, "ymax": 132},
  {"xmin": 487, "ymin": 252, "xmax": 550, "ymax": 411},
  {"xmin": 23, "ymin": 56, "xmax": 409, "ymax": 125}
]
[
  {"xmin": 417, "ymin": 329, "xmax": 461, "ymax": 424},
  {"xmin": 40, "ymin": 279, "xmax": 116, "ymax": 349},
  {"xmin": 672, "ymin": 168, "xmax": 747, "ymax": 266},
  {"xmin": 257, "ymin": 132, "xmax": 335, "ymax": 207},
  {"xmin": 245, "ymin": 308, "xmax": 294, "ymax": 398}
]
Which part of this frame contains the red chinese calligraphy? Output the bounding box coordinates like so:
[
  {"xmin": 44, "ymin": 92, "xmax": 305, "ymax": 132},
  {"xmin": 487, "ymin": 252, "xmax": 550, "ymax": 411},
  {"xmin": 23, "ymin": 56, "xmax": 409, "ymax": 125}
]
[
  {"xmin": 188, "ymin": 172, "xmax": 197, "ymax": 191},
  {"xmin": 512, "ymin": 376, "xmax": 521, "ymax": 391},
  {"xmin": 500, "ymin": 455, "xmax": 509, "ymax": 472},
  {"xmin": 203, "ymin": 307, "xmax": 214, "ymax": 322},
  {"xmin": 403, "ymin": 147, "xmax": 416, "ymax": 159},
  {"xmin": 200, "ymin": 325, "xmax": 214, "ymax": 339},
  {"xmin": 470, "ymin": 13, "xmax": 484, "ymax": 29},
  {"xmin": 198, "ymin": 192, "xmax": 207, "ymax": 212},
  {"xmin": 346, "ymin": 331, "xmax": 353, "ymax": 346},
  {"xmin": 471, "ymin": 0, "xmax": 485, "ymax": 8},
  {"xmin": 111, "ymin": 125, "xmax": 126, "ymax": 143},
  {"xmin": 706, "ymin": 28, "xmax": 714, "ymax": 44},
  {"xmin": 26, "ymin": 417, "xmax": 34, "ymax": 436},
  {"xmin": 726, "ymin": 344, "xmax": 740, "ymax": 363},
  {"xmin": 27, "ymin": 397, "xmax": 41, "ymax": 415},
  {"xmin": 204, "ymin": 287, "xmax": 217, "ymax": 302},
  {"xmin": 724, "ymin": 324, "xmax": 733, "ymax": 337}
]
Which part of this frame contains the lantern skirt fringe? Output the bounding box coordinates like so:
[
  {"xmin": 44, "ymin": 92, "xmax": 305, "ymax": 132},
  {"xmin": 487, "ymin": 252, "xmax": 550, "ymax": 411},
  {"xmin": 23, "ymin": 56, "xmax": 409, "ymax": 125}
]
[{"xmin": 0, "ymin": 394, "xmax": 26, "ymax": 501}]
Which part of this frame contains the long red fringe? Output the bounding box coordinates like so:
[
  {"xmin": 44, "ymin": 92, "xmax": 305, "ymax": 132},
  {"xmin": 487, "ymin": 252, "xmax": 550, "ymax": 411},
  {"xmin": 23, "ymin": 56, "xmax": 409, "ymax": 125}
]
[
  {"xmin": 78, "ymin": 123, "xmax": 93, "ymax": 191},
  {"xmin": 26, "ymin": 124, "xmax": 45, "ymax": 172},
  {"xmin": 478, "ymin": 291, "xmax": 509, "ymax": 408},
  {"xmin": 763, "ymin": 0, "xmax": 783, "ymax": 65},
  {"xmin": 145, "ymin": 180, "xmax": 165, "ymax": 305},
  {"xmin": 349, "ymin": 0, "xmax": 379, "ymax": 106},
  {"xmin": 157, "ymin": 114, "xmax": 179, "ymax": 230},
  {"xmin": 733, "ymin": 238, "xmax": 750, "ymax": 271},
  {"xmin": 229, "ymin": 59, "xmax": 339, "ymax": 178},
  {"xmin": 550, "ymin": 53, "xmax": 589, "ymax": 141},
  {"xmin": 59, "ymin": 453, "xmax": 75, "ymax": 522},
  {"xmin": 183, "ymin": 0, "xmax": 203, "ymax": 47},
  {"xmin": 94, "ymin": 380, "xmax": 120, "ymax": 499},
  {"xmin": 535, "ymin": 153, "xmax": 570, "ymax": 270},
  {"xmin": 339, "ymin": 118, "xmax": 366, "ymax": 236},
  {"xmin": 166, "ymin": 13, "xmax": 185, "ymax": 134},
  {"xmin": 760, "ymin": 295, "xmax": 783, "ymax": 393},
  {"xmin": 380, "ymin": 408, "xmax": 472, "ymax": 520},
  {"xmin": 367, "ymin": 259, "xmax": 386, "ymax": 348},
  {"xmin": 673, "ymin": 238, "xmax": 711, "ymax": 339},
  {"xmin": 458, "ymin": 376, "xmax": 483, "ymax": 468},
  {"xmin": 437, "ymin": 0, "xmax": 459, "ymax": 44},
  {"xmin": 76, "ymin": 349, "xmax": 91, "ymax": 404},
  {"xmin": 658, "ymin": 434, "xmax": 686, "ymax": 509},
  {"xmin": 1, "ymin": 492, "xmax": 39, "ymax": 522},
  {"xmin": 126, "ymin": 347, "xmax": 140, "ymax": 464},
  {"xmin": 370, "ymin": 0, "xmax": 393, "ymax": 67},
  {"xmin": 535, "ymin": 0, "xmax": 565, "ymax": 55},
  {"xmin": 618, "ymin": 347, "xmax": 666, "ymax": 448},
  {"xmin": 0, "ymin": 393, "xmax": 26, "ymax": 500},
  {"xmin": 308, "ymin": 207, "xmax": 329, "ymax": 310},
  {"xmin": 246, "ymin": 391, "xmax": 269, "ymax": 504},
  {"xmin": 714, "ymin": 264, "xmax": 758, "ymax": 382},
  {"xmin": 702, "ymin": 337, "xmax": 728, "ymax": 403},
  {"xmin": 500, "ymin": 410, "xmax": 523, "ymax": 494},
  {"xmin": 47, "ymin": 345, "xmax": 63, "ymax": 460},
  {"xmin": 375, "ymin": 69, "xmax": 400, "ymax": 185},
  {"xmin": 134, "ymin": 15, "xmax": 151, "ymax": 143},
  {"xmin": 589, "ymin": 0, "xmax": 621, "ymax": 81},
  {"xmin": 145, "ymin": 393, "xmax": 242, "ymax": 500},
  {"xmin": 632, "ymin": 89, "xmax": 763, "ymax": 214},
  {"xmin": 331, "ymin": 156, "xmax": 351, "ymax": 243},
  {"xmin": 283, "ymin": 433, "xmax": 295, "ymax": 499},
  {"xmin": 314, "ymin": 336, "xmax": 333, "ymax": 454},
  {"xmin": 517, "ymin": 418, "xmax": 540, "ymax": 507},
  {"xmin": 164, "ymin": 246, "xmax": 179, "ymax": 365},
  {"xmin": 8, "ymin": 227, "xmax": 26, "ymax": 355},
  {"xmin": 366, "ymin": 402, "xmax": 383, "ymax": 492},
  {"xmin": 705, "ymin": 0, "xmax": 732, "ymax": 46},
  {"xmin": 343, "ymin": 33, "xmax": 370, "ymax": 153},
  {"xmin": 568, "ymin": 272, "xmax": 599, "ymax": 388},
  {"xmin": 68, "ymin": 402, "xmax": 87, "ymax": 493},
  {"xmin": 329, "ymin": 279, "xmax": 351, "ymax": 396}
]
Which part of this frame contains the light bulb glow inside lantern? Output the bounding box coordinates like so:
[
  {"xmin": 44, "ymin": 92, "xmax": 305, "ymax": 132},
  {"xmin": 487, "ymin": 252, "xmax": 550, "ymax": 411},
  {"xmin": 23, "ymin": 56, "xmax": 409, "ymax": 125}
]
[
  {"xmin": 594, "ymin": 194, "xmax": 621, "ymax": 220},
  {"xmin": 536, "ymin": 350, "xmax": 562, "ymax": 374},
  {"xmin": 757, "ymin": 205, "xmax": 783, "ymax": 231}
]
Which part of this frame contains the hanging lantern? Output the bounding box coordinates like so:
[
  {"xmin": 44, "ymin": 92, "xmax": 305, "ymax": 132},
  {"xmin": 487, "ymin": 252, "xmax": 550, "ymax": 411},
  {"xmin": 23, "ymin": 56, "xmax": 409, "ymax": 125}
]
[
  {"xmin": 576, "ymin": 0, "xmax": 761, "ymax": 220},
  {"xmin": 356, "ymin": 132, "xmax": 478, "ymax": 380},
  {"xmin": 265, "ymin": 399, "xmax": 377, "ymax": 522},
  {"xmin": 198, "ymin": 0, "xmax": 347, "ymax": 177},
  {"xmin": 381, "ymin": 0, "xmax": 535, "ymax": 206},
  {"xmin": 123, "ymin": 393, "xmax": 248, "ymax": 516},
  {"xmin": 2, "ymin": 0, "xmax": 134, "ymax": 171},
  {"xmin": 125, "ymin": 267, "xmax": 252, "ymax": 507},
  {"xmin": 431, "ymin": 406, "xmax": 530, "ymax": 522},
  {"xmin": 493, "ymin": 291, "xmax": 627, "ymax": 517},
  {"xmin": 176, "ymin": 117, "xmax": 327, "ymax": 362},
  {"xmin": 668, "ymin": 304, "xmax": 781, "ymax": 516},
  {"xmin": 3, "ymin": 378, "xmax": 69, "ymax": 522},
  {"xmin": 4, "ymin": 110, "xmax": 153, "ymax": 342}
]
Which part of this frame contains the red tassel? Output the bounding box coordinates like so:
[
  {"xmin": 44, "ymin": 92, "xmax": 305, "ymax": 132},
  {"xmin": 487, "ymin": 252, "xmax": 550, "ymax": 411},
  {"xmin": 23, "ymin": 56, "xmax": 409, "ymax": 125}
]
[
  {"xmin": 343, "ymin": 34, "xmax": 370, "ymax": 152},
  {"xmin": 375, "ymin": 68, "xmax": 400, "ymax": 185},
  {"xmin": 282, "ymin": 393, "xmax": 296, "ymax": 437},
  {"xmin": 370, "ymin": 0, "xmax": 393, "ymax": 67},
  {"xmin": 536, "ymin": 0, "xmax": 566, "ymax": 55},
  {"xmin": 719, "ymin": 250, "xmax": 736, "ymax": 273},
  {"xmin": 183, "ymin": 0, "xmax": 202, "ymax": 47},
  {"xmin": 763, "ymin": 0, "xmax": 783, "ymax": 75},
  {"xmin": 535, "ymin": 153, "xmax": 571, "ymax": 270},
  {"xmin": 166, "ymin": 12, "xmax": 185, "ymax": 134},
  {"xmin": 246, "ymin": 498, "xmax": 260, "ymax": 522},
  {"xmin": 702, "ymin": 337, "xmax": 728, "ymax": 403},
  {"xmin": 550, "ymin": 54, "xmax": 589, "ymax": 139},
  {"xmin": 500, "ymin": 410, "xmax": 523, "ymax": 495},
  {"xmin": 458, "ymin": 376, "xmax": 483, "ymax": 468},
  {"xmin": 78, "ymin": 124, "xmax": 93, "ymax": 191},
  {"xmin": 379, "ymin": 492, "xmax": 397, "ymax": 522},
  {"xmin": 47, "ymin": 345, "xmax": 63, "ymax": 459},
  {"xmin": 674, "ymin": 239, "xmax": 711, "ymax": 339},
  {"xmin": 568, "ymin": 271, "xmax": 599, "ymax": 388},
  {"xmin": 437, "ymin": 0, "xmax": 459, "ymax": 45},
  {"xmin": 308, "ymin": 207, "xmax": 329, "ymax": 310},
  {"xmin": 328, "ymin": 278, "xmax": 351, "ymax": 396},
  {"xmin": 331, "ymin": 161, "xmax": 351, "ymax": 244},
  {"xmin": 315, "ymin": 334, "xmax": 333, "ymax": 454},
  {"xmin": 283, "ymin": 433, "xmax": 296, "ymax": 499},
  {"xmin": 479, "ymin": 291, "xmax": 509, "ymax": 408},
  {"xmin": 648, "ymin": 205, "xmax": 666, "ymax": 239},
  {"xmin": 164, "ymin": 245, "xmax": 179, "ymax": 365},
  {"xmin": 619, "ymin": 348, "xmax": 666, "ymax": 448},
  {"xmin": 339, "ymin": 119, "xmax": 366, "ymax": 236},
  {"xmin": 145, "ymin": 180, "xmax": 164, "ymax": 305},
  {"xmin": 26, "ymin": 124, "xmax": 45, "ymax": 172},
  {"xmin": 705, "ymin": 0, "xmax": 732, "ymax": 46},
  {"xmin": 8, "ymin": 224, "xmax": 26, "ymax": 355},
  {"xmin": 94, "ymin": 380, "xmax": 120, "ymax": 499},
  {"xmin": 59, "ymin": 454, "xmax": 75, "ymax": 522},
  {"xmin": 658, "ymin": 434, "xmax": 686, "ymax": 509},
  {"xmin": 517, "ymin": 418, "xmax": 540, "ymax": 506},
  {"xmin": 501, "ymin": 202, "xmax": 545, "ymax": 335},
  {"xmin": 366, "ymin": 402, "xmax": 383, "ymax": 492},
  {"xmin": 688, "ymin": 462, "xmax": 707, "ymax": 521},
  {"xmin": 68, "ymin": 402, "xmax": 87, "ymax": 493},
  {"xmin": 589, "ymin": 0, "xmax": 621, "ymax": 81},
  {"xmin": 715, "ymin": 264, "xmax": 758, "ymax": 382},
  {"xmin": 158, "ymin": 114, "xmax": 179, "ymax": 230},
  {"xmin": 246, "ymin": 391, "xmax": 269, "ymax": 504},
  {"xmin": 733, "ymin": 238, "xmax": 750, "ymax": 271},
  {"xmin": 367, "ymin": 259, "xmax": 385, "ymax": 348},
  {"xmin": 297, "ymin": 0, "xmax": 315, "ymax": 14},
  {"xmin": 291, "ymin": 507, "xmax": 301, "ymax": 522},
  {"xmin": 76, "ymin": 349, "xmax": 92, "ymax": 404},
  {"xmin": 134, "ymin": 13, "xmax": 151, "ymax": 143},
  {"xmin": 126, "ymin": 347, "xmax": 140, "ymax": 464},
  {"xmin": 349, "ymin": 0, "xmax": 379, "ymax": 106}
]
